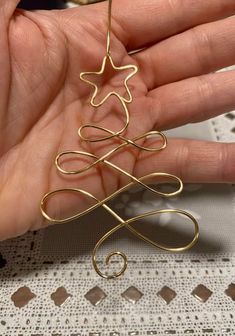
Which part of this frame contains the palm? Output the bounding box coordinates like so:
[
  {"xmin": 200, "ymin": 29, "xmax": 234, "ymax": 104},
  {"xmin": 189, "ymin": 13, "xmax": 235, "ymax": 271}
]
[
  {"xmin": 1, "ymin": 0, "xmax": 235, "ymax": 240},
  {"xmin": 0, "ymin": 5, "xmax": 147, "ymax": 239}
]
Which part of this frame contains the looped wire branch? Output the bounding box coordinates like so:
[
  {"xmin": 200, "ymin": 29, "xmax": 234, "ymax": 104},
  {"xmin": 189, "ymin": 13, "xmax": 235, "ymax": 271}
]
[{"xmin": 40, "ymin": 0, "xmax": 199, "ymax": 279}]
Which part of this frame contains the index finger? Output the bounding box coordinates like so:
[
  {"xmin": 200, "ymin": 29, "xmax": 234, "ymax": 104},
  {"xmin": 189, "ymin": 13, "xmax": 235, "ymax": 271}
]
[
  {"xmin": 109, "ymin": 0, "xmax": 235, "ymax": 50},
  {"xmin": 134, "ymin": 139, "xmax": 235, "ymax": 183}
]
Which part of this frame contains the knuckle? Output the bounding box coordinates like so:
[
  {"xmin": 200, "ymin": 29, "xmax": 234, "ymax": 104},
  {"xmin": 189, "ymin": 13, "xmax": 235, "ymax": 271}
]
[
  {"xmin": 195, "ymin": 76, "xmax": 214, "ymax": 121},
  {"xmin": 190, "ymin": 26, "xmax": 213, "ymax": 73},
  {"xmin": 220, "ymin": 144, "xmax": 235, "ymax": 182}
]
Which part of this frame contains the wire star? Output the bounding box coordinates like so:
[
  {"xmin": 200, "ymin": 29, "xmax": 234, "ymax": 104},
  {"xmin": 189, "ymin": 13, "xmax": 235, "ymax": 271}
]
[{"xmin": 80, "ymin": 54, "xmax": 138, "ymax": 107}]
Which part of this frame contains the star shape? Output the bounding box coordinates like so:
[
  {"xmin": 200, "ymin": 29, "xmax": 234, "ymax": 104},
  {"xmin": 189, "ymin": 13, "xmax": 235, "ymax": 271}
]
[{"xmin": 80, "ymin": 54, "xmax": 138, "ymax": 107}]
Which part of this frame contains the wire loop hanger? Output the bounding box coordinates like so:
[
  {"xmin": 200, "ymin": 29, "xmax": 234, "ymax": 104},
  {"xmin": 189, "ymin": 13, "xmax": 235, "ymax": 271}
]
[{"xmin": 41, "ymin": 0, "xmax": 199, "ymax": 279}]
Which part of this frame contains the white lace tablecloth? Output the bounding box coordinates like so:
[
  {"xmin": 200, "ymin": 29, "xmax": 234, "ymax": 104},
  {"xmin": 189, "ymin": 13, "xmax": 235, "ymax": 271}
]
[{"xmin": 0, "ymin": 13, "xmax": 235, "ymax": 332}]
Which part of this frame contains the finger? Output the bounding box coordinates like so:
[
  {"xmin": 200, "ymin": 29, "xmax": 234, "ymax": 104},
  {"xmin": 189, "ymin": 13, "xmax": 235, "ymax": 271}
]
[
  {"xmin": 71, "ymin": 0, "xmax": 235, "ymax": 51},
  {"xmin": 109, "ymin": 0, "xmax": 235, "ymax": 50},
  {"xmin": 0, "ymin": 1, "xmax": 20, "ymax": 18},
  {"xmin": 147, "ymin": 70, "xmax": 235, "ymax": 131},
  {"xmin": 134, "ymin": 16, "xmax": 235, "ymax": 90},
  {"xmin": 0, "ymin": 0, "xmax": 21, "ymax": 123},
  {"xmin": 134, "ymin": 139, "xmax": 235, "ymax": 183}
]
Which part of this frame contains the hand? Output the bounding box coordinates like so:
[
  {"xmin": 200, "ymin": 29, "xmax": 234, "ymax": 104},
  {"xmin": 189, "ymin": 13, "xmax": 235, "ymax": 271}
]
[{"xmin": 0, "ymin": 0, "xmax": 235, "ymax": 240}]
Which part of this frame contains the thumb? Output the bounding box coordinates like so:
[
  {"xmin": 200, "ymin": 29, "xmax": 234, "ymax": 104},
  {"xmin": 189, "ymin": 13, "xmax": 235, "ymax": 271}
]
[
  {"xmin": 0, "ymin": 1, "xmax": 21, "ymax": 122},
  {"xmin": 0, "ymin": 1, "xmax": 20, "ymax": 19}
]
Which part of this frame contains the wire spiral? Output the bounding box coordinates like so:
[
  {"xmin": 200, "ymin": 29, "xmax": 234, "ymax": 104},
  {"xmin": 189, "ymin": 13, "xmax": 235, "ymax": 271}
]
[{"xmin": 40, "ymin": 0, "xmax": 199, "ymax": 279}]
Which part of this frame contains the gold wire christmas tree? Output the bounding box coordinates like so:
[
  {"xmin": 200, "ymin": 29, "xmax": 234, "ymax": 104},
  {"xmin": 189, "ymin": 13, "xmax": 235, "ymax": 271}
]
[{"xmin": 41, "ymin": 0, "xmax": 199, "ymax": 279}]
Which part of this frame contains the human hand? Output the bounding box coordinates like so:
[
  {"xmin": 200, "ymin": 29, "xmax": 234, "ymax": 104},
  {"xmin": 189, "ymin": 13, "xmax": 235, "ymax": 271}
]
[{"xmin": 0, "ymin": 0, "xmax": 235, "ymax": 240}]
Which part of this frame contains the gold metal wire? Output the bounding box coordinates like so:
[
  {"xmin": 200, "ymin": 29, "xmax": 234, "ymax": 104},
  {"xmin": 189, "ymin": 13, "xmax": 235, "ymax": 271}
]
[
  {"xmin": 80, "ymin": 54, "xmax": 138, "ymax": 106},
  {"xmin": 40, "ymin": 0, "xmax": 199, "ymax": 279},
  {"xmin": 106, "ymin": 0, "xmax": 112, "ymax": 55}
]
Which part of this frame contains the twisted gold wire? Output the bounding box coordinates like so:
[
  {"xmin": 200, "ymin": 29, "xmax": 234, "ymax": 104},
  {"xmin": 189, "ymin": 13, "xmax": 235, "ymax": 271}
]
[
  {"xmin": 41, "ymin": 186, "xmax": 199, "ymax": 279},
  {"xmin": 78, "ymin": 94, "xmax": 130, "ymax": 142},
  {"xmin": 41, "ymin": 172, "xmax": 184, "ymax": 223},
  {"xmin": 40, "ymin": 0, "xmax": 199, "ymax": 279}
]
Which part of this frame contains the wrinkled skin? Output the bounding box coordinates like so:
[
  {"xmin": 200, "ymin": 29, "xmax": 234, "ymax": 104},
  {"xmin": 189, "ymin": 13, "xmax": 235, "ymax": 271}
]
[{"xmin": 0, "ymin": 0, "xmax": 235, "ymax": 240}]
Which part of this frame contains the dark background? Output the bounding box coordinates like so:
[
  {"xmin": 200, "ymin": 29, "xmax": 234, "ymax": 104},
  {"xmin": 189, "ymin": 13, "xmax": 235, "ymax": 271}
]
[{"xmin": 18, "ymin": 0, "xmax": 67, "ymax": 10}]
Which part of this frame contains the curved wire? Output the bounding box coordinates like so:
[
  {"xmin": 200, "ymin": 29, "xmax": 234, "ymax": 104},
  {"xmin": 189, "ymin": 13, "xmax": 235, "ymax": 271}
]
[
  {"xmin": 92, "ymin": 208, "xmax": 199, "ymax": 279},
  {"xmin": 41, "ymin": 187, "xmax": 199, "ymax": 279},
  {"xmin": 55, "ymin": 151, "xmax": 182, "ymax": 198},
  {"xmin": 40, "ymin": 0, "xmax": 199, "ymax": 279},
  {"xmin": 40, "ymin": 172, "xmax": 183, "ymax": 223},
  {"xmin": 80, "ymin": 54, "xmax": 138, "ymax": 107},
  {"xmin": 55, "ymin": 129, "xmax": 167, "ymax": 172}
]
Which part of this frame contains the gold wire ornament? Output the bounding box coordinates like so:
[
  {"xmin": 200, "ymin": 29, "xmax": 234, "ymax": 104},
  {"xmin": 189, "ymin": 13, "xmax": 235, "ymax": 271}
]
[
  {"xmin": 80, "ymin": 54, "xmax": 138, "ymax": 106},
  {"xmin": 40, "ymin": 0, "xmax": 199, "ymax": 279}
]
